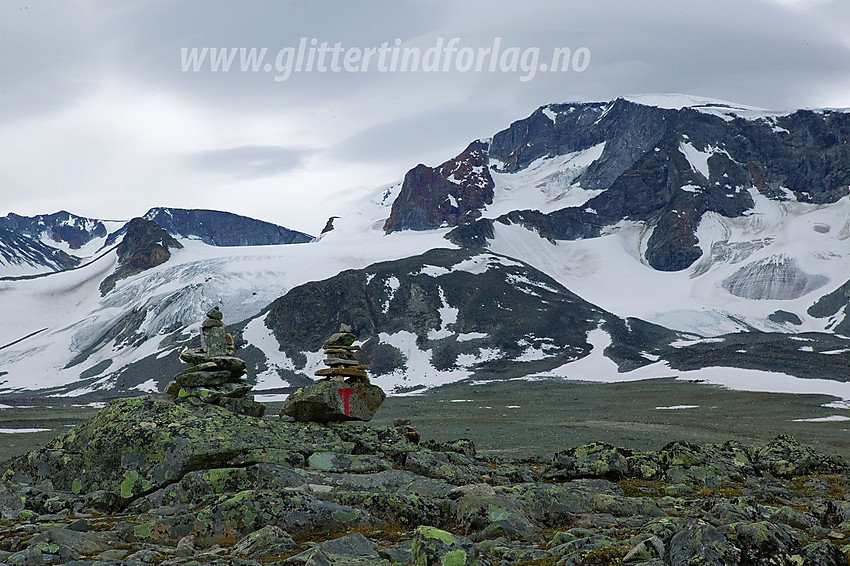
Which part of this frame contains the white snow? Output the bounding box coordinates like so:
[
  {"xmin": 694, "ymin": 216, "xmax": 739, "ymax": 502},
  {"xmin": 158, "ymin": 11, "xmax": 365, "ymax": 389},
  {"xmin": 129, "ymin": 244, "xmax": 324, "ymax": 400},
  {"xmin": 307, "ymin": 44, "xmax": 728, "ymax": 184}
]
[
  {"xmin": 793, "ymin": 415, "xmax": 850, "ymax": 422},
  {"xmin": 679, "ymin": 142, "xmax": 712, "ymax": 180},
  {"xmin": 134, "ymin": 379, "xmax": 160, "ymax": 393},
  {"xmin": 485, "ymin": 143, "xmax": 606, "ymax": 217},
  {"xmin": 457, "ymin": 332, "xmax": 488, "ymax": 342},
  {"xmin": 487, "ymin": 191, "xmax": 850, "ymax": 336},
  {"xmin": 656, "ymin": 405, "xmax": 700, "ymax": 410},
  {"xmin": 0, "ymin": 428, "xmax": 52, "ymax": 433},
  {"xmin": 428, "ymin": 287, "xmax": 459, "ymax": 340}
]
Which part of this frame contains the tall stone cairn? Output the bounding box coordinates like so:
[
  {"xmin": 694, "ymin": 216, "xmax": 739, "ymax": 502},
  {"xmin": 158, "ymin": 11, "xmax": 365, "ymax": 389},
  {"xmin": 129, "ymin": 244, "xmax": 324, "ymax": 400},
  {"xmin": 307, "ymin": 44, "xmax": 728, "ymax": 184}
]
[
  {"xmin": 279, "ymin": 324, "xmax": 385, "ymax": 422},
  {"xmin": 163, "ymin": 306, "xmax": 265, "ymax": 417},
  {"xmin": 314, "ymin": 323, "xmax": 371, "ymax": 382}
]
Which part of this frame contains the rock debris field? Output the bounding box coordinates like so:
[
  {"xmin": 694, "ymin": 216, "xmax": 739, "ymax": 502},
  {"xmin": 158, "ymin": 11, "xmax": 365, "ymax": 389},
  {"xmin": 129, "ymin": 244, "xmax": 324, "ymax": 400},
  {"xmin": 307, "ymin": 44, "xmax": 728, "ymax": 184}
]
[{"xmin": 2, "ymin": 393, "xmax": 850, "ymax": 565}]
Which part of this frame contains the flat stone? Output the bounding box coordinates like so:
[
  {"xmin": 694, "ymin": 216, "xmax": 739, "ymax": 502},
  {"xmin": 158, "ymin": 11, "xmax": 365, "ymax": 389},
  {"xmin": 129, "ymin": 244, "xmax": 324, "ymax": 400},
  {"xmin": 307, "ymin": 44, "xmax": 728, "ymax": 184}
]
[
  {"xmin": 180, "ymin": 349, "xmax": 210, "ymax": 365},
  {"xmin": 175, "ymin": 369, "xmax": 233, "ymax": 388},
  {"xmin": 279, "ymin": 379, "xmax": 386, "ymax": 422},
  {"xmin": 176, "ymin": 381, "xmax": 252, "ymax": 403},
  {"xmin": 315, "ymin": 367, "xmax": 369, "ymax": 379},
  {"xmin": 209, "ymin": 355, "xmax": 247, "ymax": 375},
  {"xmin": 318, "ymin": 358, "xmax": 360, "ymax": 366}
]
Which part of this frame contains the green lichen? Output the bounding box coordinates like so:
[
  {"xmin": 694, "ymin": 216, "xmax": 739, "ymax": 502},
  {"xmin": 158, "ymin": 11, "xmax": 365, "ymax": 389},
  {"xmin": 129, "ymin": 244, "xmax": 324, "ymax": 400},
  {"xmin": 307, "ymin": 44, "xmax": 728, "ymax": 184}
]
[
  {"xmin": 488, "ymin": 504, "xmax": 511, "ymax": 522},
  {"xmin": 120, "ymin": 470, "xmax": 139, "ymax": 499},
  {"xmin": 134, "ymin": 522, "xmax": 153, "ymax": 538},
  {"xmin": 420, "ymin": 525, "xmax": 456, "ymax": 545},
  {"xmin": 331, "ymin": 509, "xmax": 360, "ymax": 524},
  {"xmin": 71, "ymin": 478, "xmax": 83, "ymax": 494},
  {"xmin": 442, "ymin": 549, "xmax": 468, "ymax": 566}
]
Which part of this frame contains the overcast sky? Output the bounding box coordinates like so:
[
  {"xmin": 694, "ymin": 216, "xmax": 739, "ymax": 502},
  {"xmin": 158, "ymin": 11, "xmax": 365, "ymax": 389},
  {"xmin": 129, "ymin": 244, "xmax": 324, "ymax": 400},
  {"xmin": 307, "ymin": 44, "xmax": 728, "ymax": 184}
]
[{"xmin": 1, "ymin": 0, "xmax": 849, "ymax": 235}]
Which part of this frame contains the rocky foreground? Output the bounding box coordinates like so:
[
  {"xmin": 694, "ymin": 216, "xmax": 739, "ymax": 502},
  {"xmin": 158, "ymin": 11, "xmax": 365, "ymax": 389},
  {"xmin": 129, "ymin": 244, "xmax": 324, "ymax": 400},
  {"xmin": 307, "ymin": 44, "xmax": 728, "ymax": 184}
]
[{"xmin": 1, "ymin": 396, "xmax": 850, "ymax": 565}]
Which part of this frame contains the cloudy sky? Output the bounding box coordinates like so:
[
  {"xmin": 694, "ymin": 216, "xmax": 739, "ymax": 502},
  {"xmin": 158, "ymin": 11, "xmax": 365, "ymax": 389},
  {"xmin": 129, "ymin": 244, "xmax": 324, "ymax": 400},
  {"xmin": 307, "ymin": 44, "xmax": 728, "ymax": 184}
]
[{"xmin": 1, "ymin": 0, "xmax": 849, "ymax": 235}]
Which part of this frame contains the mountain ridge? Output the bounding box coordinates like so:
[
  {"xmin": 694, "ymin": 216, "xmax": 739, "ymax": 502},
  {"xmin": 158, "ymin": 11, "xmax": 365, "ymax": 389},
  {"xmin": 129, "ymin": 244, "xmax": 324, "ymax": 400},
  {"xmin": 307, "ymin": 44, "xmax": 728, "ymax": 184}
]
[{"xmin": 2, "ymin": 96, "xmax": 850, "ymax": 403}]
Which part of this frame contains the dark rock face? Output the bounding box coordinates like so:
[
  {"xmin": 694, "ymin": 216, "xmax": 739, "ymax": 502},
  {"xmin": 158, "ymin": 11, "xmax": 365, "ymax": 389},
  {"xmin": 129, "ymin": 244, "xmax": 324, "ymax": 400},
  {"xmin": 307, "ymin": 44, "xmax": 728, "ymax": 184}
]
[
  {"xmin": 99, "ymin": 217, "xmax": 183, "ymax": 295},
  {"xmin": 808, "ymin": 277, "xmax": 850, "ymax": 335},
  {"xmin": 383, "ymin": 141, "xmax": 495, "ymax": 233},
  {"xmin": 2, "ymin": 400, "xmax": 849, "ymax": 565},
  {"xmin": 144, "ymin": 207, "xmax": 313, "ymax": 246}
]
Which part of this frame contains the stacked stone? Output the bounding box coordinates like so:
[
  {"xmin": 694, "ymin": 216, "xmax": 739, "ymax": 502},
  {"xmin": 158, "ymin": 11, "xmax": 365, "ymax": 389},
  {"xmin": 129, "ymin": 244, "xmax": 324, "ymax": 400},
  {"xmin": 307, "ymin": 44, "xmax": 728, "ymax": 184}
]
[
  {"xmin": 164, "ymin": 307, "xmax": 265, "ymax": 417},
  {"xmin": 280, "ymin": 324, "xmax": 386, "ymax": 422},
  {"xmin": 314, "ymin": 324, "xmax": 371, "ymax": 383}
]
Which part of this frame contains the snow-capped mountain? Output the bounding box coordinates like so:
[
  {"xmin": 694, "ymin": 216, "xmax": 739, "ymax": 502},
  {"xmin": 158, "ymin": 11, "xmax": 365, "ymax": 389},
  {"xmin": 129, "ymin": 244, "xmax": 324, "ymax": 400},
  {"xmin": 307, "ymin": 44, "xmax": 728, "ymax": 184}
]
[{"xmin": 2, "ymin": 95, "xmax": 850, "ymax": 404}]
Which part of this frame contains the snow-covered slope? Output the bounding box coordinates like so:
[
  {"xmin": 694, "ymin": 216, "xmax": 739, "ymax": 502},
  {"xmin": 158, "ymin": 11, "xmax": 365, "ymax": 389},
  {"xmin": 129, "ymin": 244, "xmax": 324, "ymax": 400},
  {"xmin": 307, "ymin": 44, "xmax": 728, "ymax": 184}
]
[{"xmin": 0, "ymin": 187, "xmax": 454, "ymax": 398}]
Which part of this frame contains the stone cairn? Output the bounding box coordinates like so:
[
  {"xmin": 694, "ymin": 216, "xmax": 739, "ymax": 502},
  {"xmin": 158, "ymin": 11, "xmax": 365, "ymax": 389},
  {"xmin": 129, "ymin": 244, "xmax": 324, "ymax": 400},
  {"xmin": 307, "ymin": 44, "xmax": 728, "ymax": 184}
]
[
  {"xmin": 314, "ymin": 323, "xmax": 370, "ymax": 382},
  {"xmin": 279, "ymin": 324, "xmax": 386, "ymax": 422},
  {"xmin": 164, "ymin": 306, "xmax": 265, "ymax": 417}
]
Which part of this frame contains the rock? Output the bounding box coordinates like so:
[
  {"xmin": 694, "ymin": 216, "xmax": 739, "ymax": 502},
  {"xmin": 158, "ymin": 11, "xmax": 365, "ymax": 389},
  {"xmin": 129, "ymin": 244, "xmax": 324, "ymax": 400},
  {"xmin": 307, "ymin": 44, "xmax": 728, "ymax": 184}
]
[
  {"xmin": 799, "ymin": 541, "xmax": 846, "ymax": 566},
  {"xmin": 411, "ymin": 525, "xmax": 479, "ymax": 566},
  {"xmin": 669, "ymin": 520, "xmax": 741, "ymax": 565},
  {"xmin": 286, "ymin": 532, "xmax": 384, "ymax": 565},
  {"xmin": 280, "ymin": 379, "xmax": 386, "ymax": 422},
  {"xmin": 550, "ymin": 442, "xmax": 631, "ymax": 480},
  {"xmin": 233, "ymin": 525, "xmax": 296, "ymax": 558},
  {"xmin": 756, "ymin": 434, "xmax": 841, "ymax": 477},
  {"xmin": 175, "ymin": 369, "xmax": 233, "ymax": 387},
  {"xmin": 307, "ymin": 451, "xmax": 392, "ymax": 473},
  {"xmin": 720, "ymin": 520, "xmax": 802, "ymax": 564}
]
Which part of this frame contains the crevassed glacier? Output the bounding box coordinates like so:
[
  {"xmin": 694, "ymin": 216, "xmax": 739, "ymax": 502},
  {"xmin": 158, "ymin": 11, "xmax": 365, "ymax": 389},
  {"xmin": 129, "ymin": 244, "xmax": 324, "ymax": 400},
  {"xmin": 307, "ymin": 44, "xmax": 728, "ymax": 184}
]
[{"xmin": 721, "ymin": 254, "xmax": 828, "ymax": 300}]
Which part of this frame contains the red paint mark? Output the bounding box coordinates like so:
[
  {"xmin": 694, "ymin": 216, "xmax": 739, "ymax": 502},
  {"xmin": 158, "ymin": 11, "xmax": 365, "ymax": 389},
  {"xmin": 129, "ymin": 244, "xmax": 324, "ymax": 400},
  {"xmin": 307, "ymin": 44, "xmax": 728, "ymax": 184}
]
[{"xmin": 337, "ymin": 388, "xmax": 355, "ymax": 416}]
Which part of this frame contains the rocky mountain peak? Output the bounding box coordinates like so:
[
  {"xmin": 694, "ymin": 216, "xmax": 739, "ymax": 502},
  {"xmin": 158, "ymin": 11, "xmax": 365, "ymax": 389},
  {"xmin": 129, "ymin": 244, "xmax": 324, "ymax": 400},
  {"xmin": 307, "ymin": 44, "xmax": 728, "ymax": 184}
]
[
  {"xmin": 383, "ymin": 140, "xmax": 495, "ymax": 233},
  {"xmin": 99, "ymin": 217, "xmax": 183, "ymax": 295}
]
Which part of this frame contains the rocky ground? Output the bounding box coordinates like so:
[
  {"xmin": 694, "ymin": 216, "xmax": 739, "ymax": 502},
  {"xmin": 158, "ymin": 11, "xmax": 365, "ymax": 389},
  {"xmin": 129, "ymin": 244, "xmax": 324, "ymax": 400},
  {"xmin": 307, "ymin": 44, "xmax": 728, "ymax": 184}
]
[{"xmin": 1, "ymin": 392, "xmax": 850, "ymax": 565}]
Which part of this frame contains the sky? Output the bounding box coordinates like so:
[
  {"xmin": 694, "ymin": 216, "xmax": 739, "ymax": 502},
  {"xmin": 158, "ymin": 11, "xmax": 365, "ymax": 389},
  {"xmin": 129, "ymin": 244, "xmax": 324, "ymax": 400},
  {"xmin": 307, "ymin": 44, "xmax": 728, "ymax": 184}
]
[{"xmin": 1, "ymin": 0, "xmax": 849, "ymax": 236}]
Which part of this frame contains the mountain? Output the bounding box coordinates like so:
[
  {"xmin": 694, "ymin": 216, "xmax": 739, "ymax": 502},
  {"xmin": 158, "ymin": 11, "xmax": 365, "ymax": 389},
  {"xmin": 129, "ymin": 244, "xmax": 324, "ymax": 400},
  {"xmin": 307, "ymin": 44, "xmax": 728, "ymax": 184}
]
[
  {"xmin": 99, "ymin": 217, "xmax": 184, "ymax": 295},
  {"xmin": 0, "ymin": 211, "xmax": 115, "ymax": 276},
  {"xmin": 143, "ymin": 207, "xmax": 313, "ymax": 246},
  {"xmin": 2, "ymin": 96, "xmax": 850, "ymax": 404}
]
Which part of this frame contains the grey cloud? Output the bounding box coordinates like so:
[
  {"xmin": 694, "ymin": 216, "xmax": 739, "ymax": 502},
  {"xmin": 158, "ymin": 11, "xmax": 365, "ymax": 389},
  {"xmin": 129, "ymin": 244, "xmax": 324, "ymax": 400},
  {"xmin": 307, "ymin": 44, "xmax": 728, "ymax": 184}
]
[{"xmin": 185, "ymin": 145, "xmax": 311, "ymax": 179}]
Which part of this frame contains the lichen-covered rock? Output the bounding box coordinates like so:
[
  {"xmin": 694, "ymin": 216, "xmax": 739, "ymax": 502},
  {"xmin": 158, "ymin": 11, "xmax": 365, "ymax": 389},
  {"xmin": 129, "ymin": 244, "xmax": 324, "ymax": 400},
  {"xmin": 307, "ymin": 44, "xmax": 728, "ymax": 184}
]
[
  {"xmin": 2, "ymin": 395, "xmax": 850, "ymax": 566},
  {"xmin": 669, "ymin": 519, "xmax": 741, "ymax": 565},
  {"xmin": 411, "ymin": 525, "xmax": 479, "ymax": 566},
  {"xmin": 280, "ymin": 379, "xmax": 386, "ymax": 422},
  {"xmin": 7, "ymin": 395, "xmax": 373, "ymax": 506},
  {"xmin": 550, "ymin": 442, "xmax": 631, "ymax": 480},
  {"xmin": 756, "ymin": 434, "xmax": 844, "ymax": 477},
  {"xmin": 720, "ymin": 520, "xmax": 802, "ymax": 565}
]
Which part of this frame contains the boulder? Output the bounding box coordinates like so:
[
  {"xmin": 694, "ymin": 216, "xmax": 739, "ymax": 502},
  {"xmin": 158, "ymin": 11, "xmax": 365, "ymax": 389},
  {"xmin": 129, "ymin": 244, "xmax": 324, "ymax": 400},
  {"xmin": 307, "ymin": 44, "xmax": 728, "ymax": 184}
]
[
  {"xmin": 411, "ymin": 525, "xmax": 479, "ymax": 566},
  {"xmin": 280, "ymin": 379, "xmax": 386, "ymax": 422}
]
